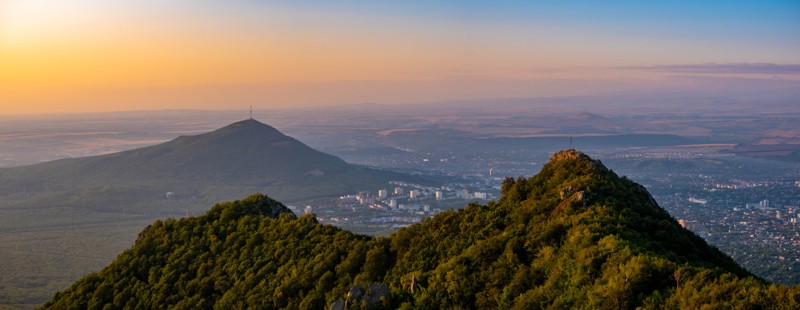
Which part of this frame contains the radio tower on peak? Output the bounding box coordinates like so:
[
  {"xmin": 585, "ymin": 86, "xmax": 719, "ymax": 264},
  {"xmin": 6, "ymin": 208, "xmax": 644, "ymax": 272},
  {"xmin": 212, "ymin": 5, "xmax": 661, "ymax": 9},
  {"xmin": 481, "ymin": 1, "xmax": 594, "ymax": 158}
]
[{"xmin": 249, "ymin": 105, "xmax": 253, "ymax": 120}]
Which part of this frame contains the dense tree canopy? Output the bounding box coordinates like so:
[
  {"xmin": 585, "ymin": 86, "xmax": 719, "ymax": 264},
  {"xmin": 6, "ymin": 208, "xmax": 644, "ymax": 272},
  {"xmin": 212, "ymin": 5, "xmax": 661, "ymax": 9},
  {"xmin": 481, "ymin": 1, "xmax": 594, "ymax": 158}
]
[{"xmin": 43, "ymin": 150, "xmax": 800, "ymax": 309}]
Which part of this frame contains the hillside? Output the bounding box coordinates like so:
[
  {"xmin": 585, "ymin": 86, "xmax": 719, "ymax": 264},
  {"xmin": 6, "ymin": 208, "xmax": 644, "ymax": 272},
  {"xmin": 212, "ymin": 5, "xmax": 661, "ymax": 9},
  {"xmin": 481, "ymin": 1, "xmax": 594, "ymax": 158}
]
[
  {"xmin": 0, "ymin": 119, "xmax": 423, "ymax": 309},
  {"xmin": 43, "ymin": 150, "xmax": 800, "ymax": 309},
  {"xmin": 0, "ymin": 119, "xmax": 412, "ymax": 203}
]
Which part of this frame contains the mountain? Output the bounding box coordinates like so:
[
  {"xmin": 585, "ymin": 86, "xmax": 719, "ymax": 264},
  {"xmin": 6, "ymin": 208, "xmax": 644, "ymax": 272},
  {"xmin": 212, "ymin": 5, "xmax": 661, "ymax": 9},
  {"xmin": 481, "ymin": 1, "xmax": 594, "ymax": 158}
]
[
  {"xmin": 0, "ymin": 119, "xmax": 412, "ymax": 203},
  {"xmin": 42, "ymin": 150, "xmax": 800, "ymax": 309},
  {"xmin": 0, "ymin": 119, "xmax": 424, "ymax": 309}
]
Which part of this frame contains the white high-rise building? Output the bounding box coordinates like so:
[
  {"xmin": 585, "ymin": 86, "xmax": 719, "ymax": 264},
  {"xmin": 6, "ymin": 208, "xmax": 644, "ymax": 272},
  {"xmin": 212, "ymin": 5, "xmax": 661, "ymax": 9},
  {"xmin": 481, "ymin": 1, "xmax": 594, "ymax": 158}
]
[
  {"xmin": 435, "ymin": 191, "xmax": 443, "ymax": 201},
  {"xmin": 378, "ymin": 189, "xmax": 388, "ymax": 199},
  {"xmin": 409, "ymin": 190, "xmax": 420, "ymax": 200}
]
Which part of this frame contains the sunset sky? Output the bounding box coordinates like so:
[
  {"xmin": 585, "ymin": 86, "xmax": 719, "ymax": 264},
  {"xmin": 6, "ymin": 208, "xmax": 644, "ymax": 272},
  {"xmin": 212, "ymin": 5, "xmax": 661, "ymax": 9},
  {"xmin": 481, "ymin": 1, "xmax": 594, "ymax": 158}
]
[{"xmin": 1, "ymin": 1, "xmax": 799, "ymax": 115}]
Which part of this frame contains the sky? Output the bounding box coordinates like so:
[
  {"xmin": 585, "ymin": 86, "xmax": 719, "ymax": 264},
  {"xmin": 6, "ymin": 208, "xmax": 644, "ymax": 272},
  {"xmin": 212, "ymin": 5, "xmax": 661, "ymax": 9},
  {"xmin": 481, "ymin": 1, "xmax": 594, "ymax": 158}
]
[{"xmin": 1, "ymin": 0, "xmax": 799, "ymax": 115}]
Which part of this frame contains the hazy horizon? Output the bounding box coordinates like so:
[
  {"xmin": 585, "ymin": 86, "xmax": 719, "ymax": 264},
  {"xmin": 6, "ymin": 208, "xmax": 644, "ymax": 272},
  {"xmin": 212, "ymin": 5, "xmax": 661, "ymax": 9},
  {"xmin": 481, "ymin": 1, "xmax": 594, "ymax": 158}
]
[{"xmin": 2, "ymin": 1, "xmax": 799, "ymax": 115}]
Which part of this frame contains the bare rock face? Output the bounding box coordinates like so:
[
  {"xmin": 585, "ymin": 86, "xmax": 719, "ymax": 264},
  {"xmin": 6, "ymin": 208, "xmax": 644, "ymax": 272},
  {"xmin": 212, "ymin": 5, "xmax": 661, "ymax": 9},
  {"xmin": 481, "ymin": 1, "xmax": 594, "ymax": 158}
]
[
  {"xmin": 550, "ymin": 149, "xmax": 588, "ymax": 162},
  {"xmin": 347, "ymin": 285, "xmax": 365, "ymax": 301},
  {"xmin": 331, "ymin": 283, "xmax": 390, "ymax": 310},
  {"xmin": 329, "ymin": 298, "xmax": 345, "ymax": 310},
  {"xmin": 364, "ymin": 283, "xmax": 390, "ymax": 305},
  {"xmin": 549, "ymin": 149, "xmax": 603, "ymax": 170}
]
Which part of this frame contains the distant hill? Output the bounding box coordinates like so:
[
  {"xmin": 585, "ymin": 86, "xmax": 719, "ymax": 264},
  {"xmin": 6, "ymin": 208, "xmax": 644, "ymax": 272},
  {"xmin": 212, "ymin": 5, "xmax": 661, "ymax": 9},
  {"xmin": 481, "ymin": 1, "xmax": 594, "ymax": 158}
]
[
  {"xmin": 43, "ymin": 150, "xmax": 800, "ymax": 309},
  {"xmin": 0, "ymin": 119, "xmax": 413, "ymax": 203},
  {"xmin": 0, "ymin": 119, "xmax": 425, "ymax": 309}
]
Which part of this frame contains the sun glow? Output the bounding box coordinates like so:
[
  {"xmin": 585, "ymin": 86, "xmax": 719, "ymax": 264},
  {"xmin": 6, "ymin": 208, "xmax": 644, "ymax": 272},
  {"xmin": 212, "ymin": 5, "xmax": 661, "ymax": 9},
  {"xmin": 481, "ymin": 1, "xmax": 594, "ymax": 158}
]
[
  {"xmin": 0, "ymin": 1, "xmax": 797, "ymax": 115},
  {"xmin": 1, "ymin": 0, "xmax": 97, "ymax": 46}
]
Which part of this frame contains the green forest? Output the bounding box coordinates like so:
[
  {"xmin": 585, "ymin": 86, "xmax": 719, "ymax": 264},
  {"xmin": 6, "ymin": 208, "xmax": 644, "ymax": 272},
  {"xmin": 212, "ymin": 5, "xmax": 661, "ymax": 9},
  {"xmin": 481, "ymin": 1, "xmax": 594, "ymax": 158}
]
[{"xmin": 43, "ymin": 150, "xmax": 800, "ymax": 309}]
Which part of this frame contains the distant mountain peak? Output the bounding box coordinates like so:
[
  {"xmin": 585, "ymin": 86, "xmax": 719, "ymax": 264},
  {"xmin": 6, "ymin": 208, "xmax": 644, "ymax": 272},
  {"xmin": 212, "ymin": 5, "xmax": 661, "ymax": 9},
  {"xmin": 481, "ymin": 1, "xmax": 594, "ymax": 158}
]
[
  {"xmin": 209, "ymin": 119, "xmax": 286, "ymax": 139},
  {"xmin": 4, "ymin": 118, "xmax": 414, "ymax": 201},
  {"xmin": 220, "ymin": 118, "xmax": 278, "ymax": 131},
  {"xmin": 571, "ymin": 112, "xmax": 606, "ymax": 120},
  {"xmin": 229, "ymin": 118, "xmax": 267, "ymax": 127}
]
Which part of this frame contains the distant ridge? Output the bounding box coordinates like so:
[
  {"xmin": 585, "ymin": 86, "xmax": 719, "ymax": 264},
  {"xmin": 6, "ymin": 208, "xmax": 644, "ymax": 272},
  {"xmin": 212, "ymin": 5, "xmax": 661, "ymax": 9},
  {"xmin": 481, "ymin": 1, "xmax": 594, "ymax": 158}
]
[
  {"xmin": 94, "ymin": 118, "xmax": 353, "ymax": 181},
  {"xmin": 568, "ymin": 111, "xmax": 607, "ymax": 121},
  {"xmin": 1, "ymin": 119, "xmax": 415, "ymax": 202},
  {"xmin": 42, "ymin": 150, "xmax": 800, "ymax": 309}
]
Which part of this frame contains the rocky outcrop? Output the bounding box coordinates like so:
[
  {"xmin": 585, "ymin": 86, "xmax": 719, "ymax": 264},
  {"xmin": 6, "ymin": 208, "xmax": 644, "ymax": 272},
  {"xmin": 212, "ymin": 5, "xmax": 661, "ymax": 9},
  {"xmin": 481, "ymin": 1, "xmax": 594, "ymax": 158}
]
[{"xmin": 330, "ymin": 283, "xmax": 390, "ymax": 310}]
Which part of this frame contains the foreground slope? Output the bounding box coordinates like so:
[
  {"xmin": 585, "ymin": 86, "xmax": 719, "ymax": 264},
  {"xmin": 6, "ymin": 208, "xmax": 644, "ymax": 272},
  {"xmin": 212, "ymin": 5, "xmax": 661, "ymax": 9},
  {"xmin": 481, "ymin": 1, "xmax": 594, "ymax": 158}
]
[{"xmin": 44, "ymin": 150, "xmax": 800, "ymax": 309}]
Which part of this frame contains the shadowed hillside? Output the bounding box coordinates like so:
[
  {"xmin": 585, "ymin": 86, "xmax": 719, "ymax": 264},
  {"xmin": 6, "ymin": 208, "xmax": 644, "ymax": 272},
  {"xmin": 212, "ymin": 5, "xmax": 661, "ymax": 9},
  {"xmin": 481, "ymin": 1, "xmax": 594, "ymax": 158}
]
[
  {"xmin": 0, "ymin": 119, "xmax": 413, "ymax": 202},
  {"xmin": 42, "ymin": 150, "xmax": 800, "ymax": 309}
]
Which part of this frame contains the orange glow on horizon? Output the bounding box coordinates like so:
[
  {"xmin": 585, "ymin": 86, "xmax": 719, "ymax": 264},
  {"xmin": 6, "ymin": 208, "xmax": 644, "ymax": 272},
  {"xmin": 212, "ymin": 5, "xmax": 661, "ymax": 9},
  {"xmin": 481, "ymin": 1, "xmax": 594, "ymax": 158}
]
[{"xmin": 2, "ymin": 1, "xmax": 798, "ymax": 115}]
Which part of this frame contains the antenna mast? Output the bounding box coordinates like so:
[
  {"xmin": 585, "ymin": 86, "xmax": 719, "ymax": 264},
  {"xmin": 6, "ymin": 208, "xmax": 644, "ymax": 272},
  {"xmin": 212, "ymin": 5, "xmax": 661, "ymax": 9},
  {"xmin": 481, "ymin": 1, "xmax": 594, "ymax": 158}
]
[
  {"xmin": 250, "ymin": 105, "xmax": 253, "ymax": 120},
  {"xmin": 569, "ymin": 136, "xmax": 574, "ymax": 149}
]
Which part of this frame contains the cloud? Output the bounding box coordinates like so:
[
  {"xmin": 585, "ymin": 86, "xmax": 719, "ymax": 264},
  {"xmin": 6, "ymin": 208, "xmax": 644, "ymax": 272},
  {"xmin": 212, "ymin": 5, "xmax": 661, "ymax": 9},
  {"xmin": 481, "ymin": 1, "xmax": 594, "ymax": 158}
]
[{"xmin": 617, "ymin": 63, "xmax": 800, "ymax": 75}]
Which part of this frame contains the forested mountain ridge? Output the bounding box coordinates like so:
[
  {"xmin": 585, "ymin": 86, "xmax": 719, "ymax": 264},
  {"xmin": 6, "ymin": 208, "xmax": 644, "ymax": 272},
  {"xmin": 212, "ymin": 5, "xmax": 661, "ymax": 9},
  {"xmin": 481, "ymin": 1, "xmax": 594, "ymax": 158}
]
[{"xmin": 42, "ymin": 150, "xmax": 800, "ymax": 309}]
